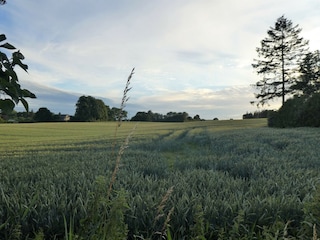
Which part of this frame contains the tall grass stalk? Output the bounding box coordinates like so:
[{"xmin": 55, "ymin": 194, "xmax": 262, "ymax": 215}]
[
  {"xmin": 107, "ymin": 123, "xmax": 137, "ymax": 199},
  {"xmin": 313, "ymin": 224, "xmax": 317, "ymax": 240},
  {"xmin": 153, "ymin": 186, "xmax": 174, "ymax": 239},
  {"xmin": 63, "ymin": 215, "xmax": 74, "ymax": 240},
  {"xmin": 153, "ymin": 186, "xmax": 174, "ymax": 225},
  {"xmin": 108, "ymin": 67, "xmax": 135, "ymax": 200},
  {"xmin": 77, "ymin": 68, "xmax": 135, "ymax": 239},
  {"xmin": 111, "ymin": 68, "xmax": 134, "ymax": 155}
]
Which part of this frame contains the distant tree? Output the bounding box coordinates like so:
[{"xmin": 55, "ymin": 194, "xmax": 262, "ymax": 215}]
[
  {"xmin": 95, "ymin": 99, "xmax": 108, "ymax": 121},
  {"xmin": 1, "ymin": 109, "xmax": 17, "ymax": 121},
  {"xmin": 131, "ymin": 111, "xmax": 190, "ymax": 122},
  {"xmin": 291, "ymin": 50, "xmax": 320, "ymax": 96},
  {"xmin": 146, "ymin": 110, "xmax": 154, "ymax": 121},
  {"xmin": 0, "ymin": 34, "xmax": 36, "ymax": 113},
  {"xmin": 152, "ymin": 112, "xmax": 164, "ymax": 121},
  {"xmin": 164, "ymin": 112, "xmax": 188, "ymax": 122},
  {"xmin": 131, "ymin": 110, "xmax": 165, "ymax": 122},
  {"xmin": 130, "ymin": 111, "xmax": 149, "ymax": 121},
  {"xmin": 193, "ymin": 114, "xmax": 201, "ymax": 121},
  {"xmin": 17, "ymin": 110, "xmax": 34, "ymax": 122},
  {"xmin": 74, "ymin": 96, "xmax": 93, "ymax": 121},
  {"xmin": 252, "ymin": 15, "xmax": 309, "ymax": 106},
  {"xmin": 242, "ymin": 112, "xmax": 254, "ymax": 119},
  {"xmin": 108, "ymin": 107, "xmax": 127, "ymax": 121},
  {"xmin": 243, "ymin": 110, "xmax": 273, "ymax": 119},
  {"xmin": 34, "ymin": 107, "xmax": 54, "ymax": 122},
  {"xmin": 74, "ymin": 96, "xmax": 107, "ymax": 121}
]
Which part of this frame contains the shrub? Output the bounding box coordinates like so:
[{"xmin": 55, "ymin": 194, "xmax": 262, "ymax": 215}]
[
  {"xmin": 268, "ymin": 93, "xmax": 320, "ymax": 127},
  {"xmin": 302, "ymin": 93, "xmax": 320, "ymax": 127}
]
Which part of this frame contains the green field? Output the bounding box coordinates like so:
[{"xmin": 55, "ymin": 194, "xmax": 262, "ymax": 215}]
[{"xmin": 1, "ymin": 119, "xmax": 320, "ymax": 239}]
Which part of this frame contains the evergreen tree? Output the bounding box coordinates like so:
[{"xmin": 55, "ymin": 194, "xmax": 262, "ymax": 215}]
[
  {"xmin": 252, "ymin": 15, "xmax": 309, "ymax": 106},
  {"xmin": 291, "ymin": 50, "xmax": 320, "ymax": 96}
]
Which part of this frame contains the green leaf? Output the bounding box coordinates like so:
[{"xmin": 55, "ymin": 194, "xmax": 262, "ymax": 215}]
[
  {"xmin": 0, "ymin": 51, "xmax": 9, "ymax": 62},
  {"xmin": 13, "ymin": 50, "xmax": 25, "ymax": 60},
  {"xmin": 20, "ymin": 98, "xmax": 29, "ymax": 112},
  {"xmin": 5, "ymin": 68, "xmax": 19, "ymax": 82},
  {"xmin": 0, "ymin": 77, "xmax": 10, "ymax": 89},
  {"xmin": 167, "ymin": 228, "xmax": 173, "ymax": 240},
  {"xmin": 0, "ymin": 42, "xmax": 16, "ymax": 50},
  {"xmin": 3, "ymin": 84, "xmax": 20, "ymax": 103},
  {"xmin": 21, "ymin": 89, "xmax": 36, "ymax": 98},
  {"xmin": 0, "ymin": 34, "xmax": 6, "ymax": 42},
  {"xmin": 12, "ymin": 57, "xmax": 28, "ymax": 71},
  {"xmin": 0, "ymin": 99, "xmax": 15, "ymax": 113}
]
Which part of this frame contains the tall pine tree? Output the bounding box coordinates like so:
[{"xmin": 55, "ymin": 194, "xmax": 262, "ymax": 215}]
[{"xmin": 252, "ymin": 15, "xmax": 309, "ymax": 106}]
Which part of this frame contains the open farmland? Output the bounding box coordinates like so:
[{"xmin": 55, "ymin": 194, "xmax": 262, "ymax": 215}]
[{"xmin": 1, "ymin": 119, "xmax": 320, "ymax": 239}]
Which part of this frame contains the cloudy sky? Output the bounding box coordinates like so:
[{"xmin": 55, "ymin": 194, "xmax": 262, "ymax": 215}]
[{"xmin": 1, "ymin": 0, "xmax": 320, "ymax": 119}]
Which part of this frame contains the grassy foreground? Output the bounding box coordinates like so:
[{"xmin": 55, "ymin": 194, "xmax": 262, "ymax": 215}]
[{"xmin": 1, "ymin": 119, "xmax": 320, "ymax": 239}]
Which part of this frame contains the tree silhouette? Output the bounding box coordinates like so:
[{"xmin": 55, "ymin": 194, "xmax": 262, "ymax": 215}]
[
  {"xmin": 252, "ymin": 15, "xmax": 309, "ymax": 106},
  {"xmin": 291, "ymin": 50, "xmax": 320, "ymax": 96}
]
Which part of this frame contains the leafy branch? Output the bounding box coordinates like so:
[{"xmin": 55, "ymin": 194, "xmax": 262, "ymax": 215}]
[{"xmin": 0, "ymin": 34, "xmax": 36, "ymax": 113}]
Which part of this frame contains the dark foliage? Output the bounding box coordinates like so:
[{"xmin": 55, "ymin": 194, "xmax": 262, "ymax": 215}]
[
  {"xmin": 74, "ymin": 96, "xmax": 108, "ymax": 122},
  {"xmin": 0, "ymin": 34, "xmax": 36, "ymax": 113},
  {"xmin": 34, "ymin": 107, "xmax": 54, "ymax": 122},
  {"xmin": 243, "ymin": 110, "xmax": 274, "ymax": 119},
  {"xmin": 107, "ymin": 106, "xmax": 127, "ymax": 121},
  {"xmin": 268, "ymin": 93, "xmax": 320, "ymax": 127},
  {"xmin": 291, "ymin": 50, "xmax": 320, "ymax": 96},
  {"xmin": 130, "ymin": 110, "xmax": 202, "ymax": 122}
]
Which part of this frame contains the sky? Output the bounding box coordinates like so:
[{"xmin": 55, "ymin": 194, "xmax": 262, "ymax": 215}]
[{"xmin": 1, "ymin": 0, "xmax": 320, "ymax": 119}]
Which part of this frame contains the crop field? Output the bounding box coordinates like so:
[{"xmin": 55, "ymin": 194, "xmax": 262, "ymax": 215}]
[{"xmin": 1, "ymin": 119, "xmax": 320, "ymax": 239}]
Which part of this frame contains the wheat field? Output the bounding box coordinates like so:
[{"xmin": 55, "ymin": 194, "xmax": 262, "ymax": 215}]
[{"xmin": 1, "ymin": 119, "xmax": 320, "ymax": 239}]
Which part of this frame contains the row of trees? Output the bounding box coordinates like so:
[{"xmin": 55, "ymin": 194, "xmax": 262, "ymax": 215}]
[
  {"xmin": 2, "ymin": 95, "xmax": 205, "ymax": 123},
  {"xmin": 242, "ymin": 110, "xmax": 274, "ymax": 119},
  {"xmin": 1, "ymin": 96, "xmax": 127, "ymax": 122},
  {"xmin": 130, "ymin": 110, "xmax": 203, "ymax": 122}
]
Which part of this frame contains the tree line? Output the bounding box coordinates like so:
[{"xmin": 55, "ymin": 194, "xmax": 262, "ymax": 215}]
[
  {"xmin": 1, "ymin": 95, "xmax": 204, "ymax": 123},
  {"xmin": 0, "ymin": 96, "xmax": 127, "ymax": 123},
  {"xmin": 242, "ymin": 110, "xmax": 274, "ymax": 119},
  {"xmin": 131, "ymin": 110, "xmax": 203, "ymax": 122}
]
